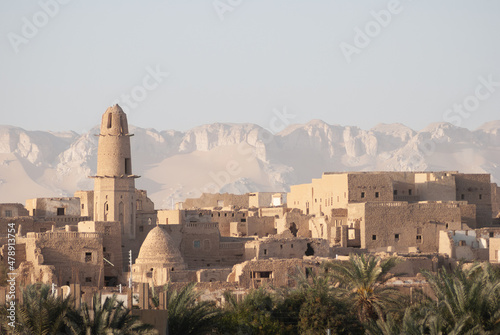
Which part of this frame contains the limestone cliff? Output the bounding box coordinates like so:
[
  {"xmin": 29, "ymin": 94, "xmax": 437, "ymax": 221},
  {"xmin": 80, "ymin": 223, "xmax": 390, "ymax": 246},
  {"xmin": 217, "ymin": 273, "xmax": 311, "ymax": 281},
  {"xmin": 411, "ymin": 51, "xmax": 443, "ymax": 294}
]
[{"xmin": 0, "ymin": 120, "xmax": 499, "ymax": 209}]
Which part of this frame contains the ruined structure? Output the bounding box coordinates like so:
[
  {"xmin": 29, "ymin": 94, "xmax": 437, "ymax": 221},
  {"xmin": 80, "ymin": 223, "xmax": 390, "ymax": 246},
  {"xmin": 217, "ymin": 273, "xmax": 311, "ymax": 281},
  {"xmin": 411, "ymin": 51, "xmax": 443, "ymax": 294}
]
[
  {"xmin": 0, "ymin": 203, "xmax": 29, "ymax": 218},
  {"xmin": 287, "ymin": 171, "xmax": 497, "ymax": 253},
  {"xmin": 288, "ymin": 171, "xmax": 493, "ymax": 227}
]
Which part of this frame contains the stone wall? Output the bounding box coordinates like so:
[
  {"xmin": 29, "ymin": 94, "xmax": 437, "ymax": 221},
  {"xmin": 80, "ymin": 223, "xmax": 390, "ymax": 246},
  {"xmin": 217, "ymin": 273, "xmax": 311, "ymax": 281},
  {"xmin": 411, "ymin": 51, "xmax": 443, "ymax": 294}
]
[
  {"xmin": 391, "ymin": 256, "xmax": 437, "ymax": 276},
  {"xmin": 78, "ymin": 221, "xmax": 124, "ymax": 282},
  {"xmin": 173, "ymin": 222, "xmax": 246, "ymax": 269},
  {"xmin": 275, "ymin": 211, "xmax": 312, "ymax": 238},
  {"xmin": 157, "ymin": 210, "xmax": 183, "ymax": 226},
  {"xmin": 0, "ymin": 217, "xmax": 52, "ymax": 240},
  {"xmin": 74, "ymin": 191, "xmax": 94, "ymax": 218},
  {"xmin": 491, "ymin": 183, "xmax": 500, "ymax": 218},
  {"xmin": 455, "ymin": 174, "xmax": 492, "ymax": 227},
  {"xmin": 490, "ymin": 238, "xmax": 500, "ymax": 263},
  {"xmin": 414, "ymin": 172, "xmax": 457, "ymax": 202},
  {"xmin": 244, "ymin": 237, "xmax": 330, "ymax": 261},
  {"xmin": 362, "ymin": 202, "xmax": 462, "ymax": 253},
  {"xmin": 287, "ymin": 182, "xmax": 314, "ymax": 215},
  {"xmin": 347, "ymin": 172, "xmax": 394, "ymax": 203},
  {"xmin": 228, "ymin": 258, "xmax": 324, "ymax": 289},
  {"xmin": 0, "ymin": 203, "xmax": 29, "ymax": 218},
  {"xmin": 258, "ymin": 207, "xmax": 287, "ymax": 219},
  {"xmin": 287, "ymin": 172, "xmax": 494, "ymax": 230},
  {"xmin": 26, "ymin": 197, "xmax": 82, "ymax": 217},
  {"xmin": 248, "ymin": 192, "xmax": 286, "ymax": 208},
  {"xmin": 182, "ymin": 193, "xmax": 249, "ymax": 209},
  {"xmin": 210, "ymin": 209, "xmax": 250, "ymax": 236},
  {"xmin": 196, "ymin": 268, "xmax": 232, "ymax": 282},
  {"xmin": 24, "ymin": 231, "xmax": 104, "ymax": 287}
]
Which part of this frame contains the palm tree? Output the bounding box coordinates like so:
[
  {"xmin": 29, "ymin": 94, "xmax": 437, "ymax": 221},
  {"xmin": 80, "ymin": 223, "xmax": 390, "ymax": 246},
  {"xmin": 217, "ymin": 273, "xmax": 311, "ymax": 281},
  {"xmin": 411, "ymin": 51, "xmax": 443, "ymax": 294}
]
[
  {"xmin": 323, "ymin": 253, "xmax": 404, "ymax": 322},
  {"xmin": 365, "ymin": 306, "xmax": 436, "ymax": 335},
  {"xmin": 277, "ymin": 268, "xmax": 362, "ymax": 335},
  {"xmin": 220, "ymin": 288, "xmax": 282, "ymax": 335},
  {"xmin": 14, "ymin": 283, "xmax": 73, "ymax": 335},
  {"xmin": 421, "ymin": 262, "xmax": 500, "ymax": 334},
  {"xmin": 166, "ymin": 282, "xmax": 221, "ymax": 335},
  {"xmin": 366, "ymin": 262, "xmax": 500, "ymax": 335},
  {"xmin": 65, "ymin": 293, "xmax": 157, "ymax": 335}
]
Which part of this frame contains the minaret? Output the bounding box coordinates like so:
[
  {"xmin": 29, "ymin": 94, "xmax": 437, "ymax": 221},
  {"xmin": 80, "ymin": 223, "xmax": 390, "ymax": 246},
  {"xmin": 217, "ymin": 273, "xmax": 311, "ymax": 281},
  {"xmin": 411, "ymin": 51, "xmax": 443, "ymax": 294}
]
[{"xmin": 92, "ymin": 105, "xmax": 139, "ymax": 239}]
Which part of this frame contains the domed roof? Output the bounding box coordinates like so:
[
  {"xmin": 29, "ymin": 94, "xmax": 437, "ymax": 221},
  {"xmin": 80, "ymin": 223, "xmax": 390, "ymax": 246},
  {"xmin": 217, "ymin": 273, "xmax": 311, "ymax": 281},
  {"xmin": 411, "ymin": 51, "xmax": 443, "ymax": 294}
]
[
  {"xmin": 136, "ymin": 226, "xmax": 185, "ymax": 266},
  {"xmin": 105, "ymin": 104, "xmax": 125, "ymax": 114}
]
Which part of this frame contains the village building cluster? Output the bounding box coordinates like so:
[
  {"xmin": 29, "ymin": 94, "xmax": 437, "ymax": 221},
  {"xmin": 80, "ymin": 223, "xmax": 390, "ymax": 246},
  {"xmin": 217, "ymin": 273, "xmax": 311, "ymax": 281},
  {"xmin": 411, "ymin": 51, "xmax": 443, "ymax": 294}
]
[{"xmin": 1, "ymin": 106, "xmax": 500, "ymax": 329}]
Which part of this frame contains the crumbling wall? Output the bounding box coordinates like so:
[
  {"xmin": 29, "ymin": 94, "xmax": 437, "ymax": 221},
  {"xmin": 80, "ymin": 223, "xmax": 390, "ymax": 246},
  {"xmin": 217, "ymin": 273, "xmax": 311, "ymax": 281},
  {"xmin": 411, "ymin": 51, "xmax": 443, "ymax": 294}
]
[
  {"xmin": 275, "ymin": 211, "xmax": 311, "ymax": 238},
  {"xmin": 245, "ymin": 237, "xmax": 329, "ymax": 261},
  {"xmin": 197, "ymin": 268, "xmax": 232, "ymax": 282},
  {"xmin": 78, "ymin": 221, "xmax": 123, "ymax": 279},
  {"xmin": 228, "ymin": 258, "xmax": 323, "ymax": 289},
  {"xmin": 24, "ymin": 231, "xmax": 104, "ymax": 287}
]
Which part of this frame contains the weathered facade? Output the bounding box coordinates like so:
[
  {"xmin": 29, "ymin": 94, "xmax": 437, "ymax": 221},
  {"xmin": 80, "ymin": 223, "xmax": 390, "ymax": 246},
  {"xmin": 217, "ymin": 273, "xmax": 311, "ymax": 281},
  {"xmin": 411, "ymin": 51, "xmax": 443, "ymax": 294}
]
[
  {"xmin": 26, "ymin": 197, "xmax": 82, "ymax": 217},
  {"xmin": 227, "ymin": 258, "xmax": 324, "ymax": 289},
  {"xmin": 0, "ymin": 203, "xmax": 29, "ymax": 218},
  {"xmin": 288, "ymin": 171, "xmax": 494, "ymax": 228},
  {"xmin": 244, "ymin": 236, "xmax": 330, "ymax": 261},
  {"xmin": 22, "ymin": 228, "xmax": 105, "ymax": 287},
  {"xmin": 78, "ymin": 221, "xmax": 124, "ymax": 285}
]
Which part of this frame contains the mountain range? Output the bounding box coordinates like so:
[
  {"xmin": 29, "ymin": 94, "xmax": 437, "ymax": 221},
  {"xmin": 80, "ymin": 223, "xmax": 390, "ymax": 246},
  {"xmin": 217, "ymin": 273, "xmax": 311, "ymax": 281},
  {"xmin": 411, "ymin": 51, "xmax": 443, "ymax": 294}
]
[{"xmin": 1, "ymin": 120, "xmax": 499, "ymax": 209}]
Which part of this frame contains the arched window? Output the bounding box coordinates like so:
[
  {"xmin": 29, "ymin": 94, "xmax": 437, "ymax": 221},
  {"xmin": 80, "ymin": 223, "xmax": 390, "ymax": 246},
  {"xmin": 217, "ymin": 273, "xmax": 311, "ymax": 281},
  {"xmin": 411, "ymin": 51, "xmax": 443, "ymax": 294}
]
[
  {"xmin": 107, "ymin": 114, "xmax": 112, "ymax": 128},
  {"xmin": 104, "ymin": 202, "xmax": 109, "ymax": 221}
]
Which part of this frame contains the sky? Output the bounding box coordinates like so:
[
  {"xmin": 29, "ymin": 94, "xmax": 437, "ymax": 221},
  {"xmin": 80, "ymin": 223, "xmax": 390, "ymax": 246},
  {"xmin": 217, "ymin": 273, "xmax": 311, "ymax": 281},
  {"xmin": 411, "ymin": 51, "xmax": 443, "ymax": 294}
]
[{"xmin": 1, "ymin": 0, "xmax": 499, "ymax": 133}]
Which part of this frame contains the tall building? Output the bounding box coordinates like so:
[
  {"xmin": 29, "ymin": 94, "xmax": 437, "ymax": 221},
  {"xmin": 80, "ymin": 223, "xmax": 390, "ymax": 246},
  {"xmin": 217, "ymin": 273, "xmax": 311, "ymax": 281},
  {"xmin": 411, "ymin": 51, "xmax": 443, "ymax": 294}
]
[{"xmin": 92, "ymin": 105, "xmax": 139, "ymax": 240}]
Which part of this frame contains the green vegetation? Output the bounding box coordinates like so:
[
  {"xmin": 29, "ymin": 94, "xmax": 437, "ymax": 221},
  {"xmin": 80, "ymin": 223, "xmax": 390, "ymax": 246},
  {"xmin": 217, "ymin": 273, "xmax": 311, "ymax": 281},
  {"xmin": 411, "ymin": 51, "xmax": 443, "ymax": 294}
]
[
  {"xmin": 2, "ymin": 256, "xmax": 500, "ymax": 334},
  {"xmin": 1, "ymin": 284, "xmax": 156, "ymax": 335},
  {"xmin": 65, "ymin": 293, "xmax": 157, "ymax": 335},
  {"xmin": 166, "ymin": 282, "xmax": 221, "ymax": 335}
]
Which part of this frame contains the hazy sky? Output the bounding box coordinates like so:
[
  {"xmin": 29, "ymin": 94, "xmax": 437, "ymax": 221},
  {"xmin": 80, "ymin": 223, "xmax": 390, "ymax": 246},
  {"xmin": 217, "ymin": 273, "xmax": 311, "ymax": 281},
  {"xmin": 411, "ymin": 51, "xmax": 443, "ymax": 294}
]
[{"xmin": 1, "ymin": 0, "xmax": 499, "ymax": 133}]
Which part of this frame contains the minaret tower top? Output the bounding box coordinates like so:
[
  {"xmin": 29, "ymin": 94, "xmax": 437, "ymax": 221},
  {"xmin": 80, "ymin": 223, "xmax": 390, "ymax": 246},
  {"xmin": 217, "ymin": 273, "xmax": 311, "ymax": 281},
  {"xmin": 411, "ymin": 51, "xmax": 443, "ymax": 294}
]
[
  {"xmin": 95, "ymin": 104, "xmax": 138, "ymax": 178},
  {"xmin": 100, "ymin": 104, "xmax": 129, "ymax": 135}
]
